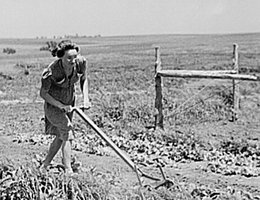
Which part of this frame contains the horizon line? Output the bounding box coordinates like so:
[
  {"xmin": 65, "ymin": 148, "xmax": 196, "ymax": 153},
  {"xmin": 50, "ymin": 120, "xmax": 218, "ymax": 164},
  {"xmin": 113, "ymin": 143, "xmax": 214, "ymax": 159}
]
[{"xmin": 0, "ymin": 31, "xmax": 260, "ymax": 40}]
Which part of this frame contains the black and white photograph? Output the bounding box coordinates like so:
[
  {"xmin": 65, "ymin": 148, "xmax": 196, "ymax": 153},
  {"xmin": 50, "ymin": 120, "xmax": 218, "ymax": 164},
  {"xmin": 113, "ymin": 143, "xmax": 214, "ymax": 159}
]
[{"xmin": 0, "ymin": 0, "xmax": 260, "ymax": 199}]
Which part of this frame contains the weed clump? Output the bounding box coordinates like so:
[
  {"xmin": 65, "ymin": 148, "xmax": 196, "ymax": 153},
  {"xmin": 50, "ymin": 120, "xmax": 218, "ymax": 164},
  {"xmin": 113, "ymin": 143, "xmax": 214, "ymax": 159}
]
[{"xmin": 3, "ymin": 47, "xmax": 16, "ymax": 54}]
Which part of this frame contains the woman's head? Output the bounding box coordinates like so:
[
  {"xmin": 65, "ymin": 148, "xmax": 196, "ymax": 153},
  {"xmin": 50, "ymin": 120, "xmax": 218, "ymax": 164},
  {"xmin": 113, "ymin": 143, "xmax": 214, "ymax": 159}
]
[
  {"xmin": 51, "ymin": 40, "xmax": 80, "ymax": 58},
  {"xmin": 52, "ymin": 40, "xmax": 80, "ymax": 68}
]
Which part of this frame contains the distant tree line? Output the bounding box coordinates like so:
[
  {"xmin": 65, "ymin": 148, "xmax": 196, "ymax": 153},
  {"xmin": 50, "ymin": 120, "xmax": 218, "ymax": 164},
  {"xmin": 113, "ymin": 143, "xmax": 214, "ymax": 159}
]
[
  {"xmin": 36, "ymin": 33, "xmax": 102, "ymax": 40},
  {"xmin": 63, "ymin": 34, "xmax": 102, "ymax": 38}
]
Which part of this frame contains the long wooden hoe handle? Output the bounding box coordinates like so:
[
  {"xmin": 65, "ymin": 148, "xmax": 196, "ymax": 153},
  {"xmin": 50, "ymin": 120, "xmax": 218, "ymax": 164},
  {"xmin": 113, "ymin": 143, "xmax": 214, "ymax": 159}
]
[{"xmin": 72, "ymin": 107, "xmax": 161, "ymax": 181}]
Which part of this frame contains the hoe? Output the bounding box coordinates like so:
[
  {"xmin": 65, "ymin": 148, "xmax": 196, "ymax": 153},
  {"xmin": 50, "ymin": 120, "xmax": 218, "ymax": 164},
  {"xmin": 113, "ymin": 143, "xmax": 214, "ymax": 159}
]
[{"xmin": 72, "ymin": 107, "xmax": 174, "ymax": 189}]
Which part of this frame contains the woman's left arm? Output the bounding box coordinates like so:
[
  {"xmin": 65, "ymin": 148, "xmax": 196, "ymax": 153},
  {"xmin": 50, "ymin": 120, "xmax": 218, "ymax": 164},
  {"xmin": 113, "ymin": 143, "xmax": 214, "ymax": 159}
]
[{"xmin": 79, "ymin": 56, "xmax": 91, "ymax": 109}]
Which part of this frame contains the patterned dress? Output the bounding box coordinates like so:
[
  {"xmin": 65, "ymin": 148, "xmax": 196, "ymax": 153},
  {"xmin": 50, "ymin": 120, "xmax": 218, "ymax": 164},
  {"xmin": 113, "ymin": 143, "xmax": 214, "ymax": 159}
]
[{"xmin": 41, "ymin": 58, "xmax": 86, "ymax": 140}]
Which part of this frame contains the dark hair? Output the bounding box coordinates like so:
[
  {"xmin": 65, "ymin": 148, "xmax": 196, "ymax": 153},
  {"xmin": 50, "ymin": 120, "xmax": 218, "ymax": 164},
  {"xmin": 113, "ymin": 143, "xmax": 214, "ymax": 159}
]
[{"xmin": 51, "ymin": 40, "xmax": 80, "ymax": 58}]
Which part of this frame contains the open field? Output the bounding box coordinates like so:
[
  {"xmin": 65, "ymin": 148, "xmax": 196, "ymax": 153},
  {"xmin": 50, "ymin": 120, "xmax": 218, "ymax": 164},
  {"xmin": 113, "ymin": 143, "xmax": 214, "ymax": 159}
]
[{"xmin": 0, "ymin": 33, "xmax": 260, "ymax": 199}]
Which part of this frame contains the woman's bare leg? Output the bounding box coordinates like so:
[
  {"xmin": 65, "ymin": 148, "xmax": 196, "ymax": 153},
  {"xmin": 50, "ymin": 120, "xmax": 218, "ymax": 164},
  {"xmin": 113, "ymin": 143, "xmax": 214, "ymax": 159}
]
[
  {"xmin": 43, "ymin": 136, "xmax": 63, "ymax": 167},
  {"xmin": 62, "ymin": 140, "xmax": 73, "ymax": 173}
]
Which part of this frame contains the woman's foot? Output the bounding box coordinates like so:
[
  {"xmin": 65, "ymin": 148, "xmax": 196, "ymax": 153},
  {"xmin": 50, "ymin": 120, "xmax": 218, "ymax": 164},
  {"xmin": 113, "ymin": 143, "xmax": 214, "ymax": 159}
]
[
  {"xmin": 39, "ymin": 164, "xmax": 50, "ymax": 173},
  {"xmin": 64, "ymin": 168, "xmax": 75, "ymax": 176}
]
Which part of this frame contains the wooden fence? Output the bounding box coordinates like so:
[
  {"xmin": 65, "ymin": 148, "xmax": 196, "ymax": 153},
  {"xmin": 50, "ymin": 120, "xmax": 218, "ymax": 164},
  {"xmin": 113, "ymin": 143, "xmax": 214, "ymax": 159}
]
[{"xmin": 154, "ymin": 44, "xmax": 259, "ymax": 129}]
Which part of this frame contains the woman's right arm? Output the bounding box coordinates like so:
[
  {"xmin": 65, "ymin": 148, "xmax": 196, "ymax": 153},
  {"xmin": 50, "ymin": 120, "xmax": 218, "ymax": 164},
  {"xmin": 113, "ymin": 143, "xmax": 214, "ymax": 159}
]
[
  {"xmin": 40, "ymin": 68, "xmax": 72, "ymax": 112},
  {"xmin": 40, "ymin": 88, "xmax": 61, "ymax": 108},
  {"xmin": 40, "ymin": 88, "xmax": 72, "ymax": 112}
]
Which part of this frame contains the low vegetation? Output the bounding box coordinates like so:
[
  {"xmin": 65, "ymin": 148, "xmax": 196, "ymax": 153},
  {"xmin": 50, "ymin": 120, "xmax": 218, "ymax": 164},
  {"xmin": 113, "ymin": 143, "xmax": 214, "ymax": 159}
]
[
  {"xmin": 40, "ymin": 41, "xmax": 57, "ymax": 52},
  {"xmin": 3, "ymin": 47, "xmax": 16, "ymax": 54}
]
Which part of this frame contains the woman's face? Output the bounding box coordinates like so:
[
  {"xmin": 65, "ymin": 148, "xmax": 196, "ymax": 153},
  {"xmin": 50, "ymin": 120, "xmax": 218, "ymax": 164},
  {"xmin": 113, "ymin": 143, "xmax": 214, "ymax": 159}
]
[{"xmin": 62, "ymin": 49, "xmax": 78, "ymax": 68}]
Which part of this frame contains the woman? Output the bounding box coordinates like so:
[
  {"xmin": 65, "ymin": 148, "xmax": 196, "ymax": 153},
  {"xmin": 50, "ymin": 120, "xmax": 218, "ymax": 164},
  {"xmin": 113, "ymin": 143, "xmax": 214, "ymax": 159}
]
[{"xmin": 40, "ymin": 40, "xmax": 91, "ymax": 173}]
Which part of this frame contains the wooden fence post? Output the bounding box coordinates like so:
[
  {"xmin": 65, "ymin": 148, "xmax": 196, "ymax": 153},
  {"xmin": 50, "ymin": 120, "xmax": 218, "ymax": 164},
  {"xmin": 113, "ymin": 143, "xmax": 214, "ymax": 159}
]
[
  {"xmin": 232, "ymin": 43, "xmax": 239, "ymax": 121},
  {"xmin": 154, "ymin": 47, "xmax": 163, "ymax": 129}
]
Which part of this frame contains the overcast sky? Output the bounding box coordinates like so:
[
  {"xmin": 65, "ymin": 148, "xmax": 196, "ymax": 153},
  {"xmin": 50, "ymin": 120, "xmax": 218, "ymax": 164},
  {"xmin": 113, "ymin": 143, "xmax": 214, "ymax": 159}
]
[{"xmin": 1, "ymin": 0, "xmax": 260, "ymax": 38}]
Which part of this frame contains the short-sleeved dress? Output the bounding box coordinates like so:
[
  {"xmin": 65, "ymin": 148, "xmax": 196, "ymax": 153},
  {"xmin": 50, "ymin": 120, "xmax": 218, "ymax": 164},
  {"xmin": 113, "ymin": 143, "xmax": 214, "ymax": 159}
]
[{"xmin": 41, "ymin": 58, "xmax": 86, "ymax": 141}]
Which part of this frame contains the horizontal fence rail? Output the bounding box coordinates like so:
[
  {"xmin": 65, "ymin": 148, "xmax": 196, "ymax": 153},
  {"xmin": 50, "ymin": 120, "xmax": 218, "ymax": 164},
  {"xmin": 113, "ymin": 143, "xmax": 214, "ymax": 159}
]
[{"xmin": 156, "ymin": 70, "xmax": 259, "ymax": 81}]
